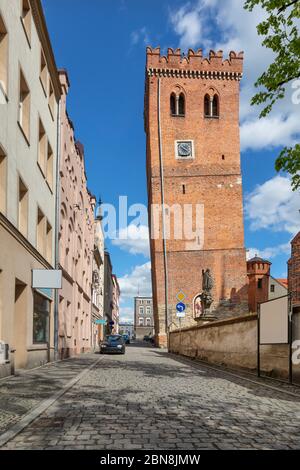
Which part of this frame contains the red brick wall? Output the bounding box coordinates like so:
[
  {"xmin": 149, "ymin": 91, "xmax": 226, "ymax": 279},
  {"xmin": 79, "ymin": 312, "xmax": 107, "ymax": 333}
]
[
  {"xmin": 145, "ymin": 47, "xmax": 248, "ymax": 347},
  {"xmin": 288, "ymin": 233, "xmax": 300, "ymax": 306}
]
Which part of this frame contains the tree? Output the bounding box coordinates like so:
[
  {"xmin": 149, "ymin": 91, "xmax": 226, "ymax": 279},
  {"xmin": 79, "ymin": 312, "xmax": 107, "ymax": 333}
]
[{"xmin": 244, "ymin": 0, "xmax": 300, "ymax": 190}]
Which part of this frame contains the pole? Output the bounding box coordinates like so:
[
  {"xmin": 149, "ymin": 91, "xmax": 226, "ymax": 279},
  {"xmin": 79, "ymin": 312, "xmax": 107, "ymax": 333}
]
[{"xmin": 157, "ymin": 78, "xmax": 169, "ymax": 349}]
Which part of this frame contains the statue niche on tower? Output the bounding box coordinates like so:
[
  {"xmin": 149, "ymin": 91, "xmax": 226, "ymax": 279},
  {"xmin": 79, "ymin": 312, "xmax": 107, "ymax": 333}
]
[
  {"xmin": 193, "ymin": 268, "xmax": 215, "ymax": 320},
  {"xmin": 201, "ymin": 268, "xmax": 214, "ymax": 315}
]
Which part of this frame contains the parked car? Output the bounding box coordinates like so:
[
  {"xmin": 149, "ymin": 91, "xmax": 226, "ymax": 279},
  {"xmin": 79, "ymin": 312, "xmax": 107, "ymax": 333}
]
[
  {"xmin": 100, "ymin": 335, "xmax": 125, "ymax": 354},
  {"xmin": 122, "ymin": 334, "xmax": 130, "ymax": 344}
]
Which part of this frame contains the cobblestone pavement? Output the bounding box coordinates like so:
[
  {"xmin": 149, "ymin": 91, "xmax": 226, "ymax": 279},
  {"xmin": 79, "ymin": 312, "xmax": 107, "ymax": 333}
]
[
  {"xmin": 1, "ymin": 344, "xmax": 300, "ymax": 450},
  {"xmin": 0, "ymin": 355, "xmax": 97, "ymax": 434}
]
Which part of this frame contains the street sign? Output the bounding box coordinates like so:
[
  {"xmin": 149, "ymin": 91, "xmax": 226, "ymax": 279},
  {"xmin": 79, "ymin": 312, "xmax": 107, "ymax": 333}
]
[
  {"xmin": 109, "ymin": 320, "xmax": 115, "ymax": 326},
  {"xmin": 176, "ymin": 302, "xmax": 186, "ymax": 318},
  {"xmin": 176, "ymin": 290, "xmax": 186, "ymax": 302},
  {"xmin": 32, "ymin": 270, "xmax": 62, "ymax": 289},
  {"xmin": 95, "ymin": 319, "xmax": 106, "ymax": 325},
  {"xmin": 176, "ymin": 302, "xmax": 186, "ymax": 313}
]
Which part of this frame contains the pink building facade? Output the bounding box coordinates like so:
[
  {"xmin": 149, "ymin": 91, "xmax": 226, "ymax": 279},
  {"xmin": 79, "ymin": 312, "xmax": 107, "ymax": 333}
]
[
  {"xmin": 112, "ymin": 274, "xmax": 120, "ymax": 334},
  {"xmin": 58, "ymin": 70, "xmax": 95, "ymax": 358}
]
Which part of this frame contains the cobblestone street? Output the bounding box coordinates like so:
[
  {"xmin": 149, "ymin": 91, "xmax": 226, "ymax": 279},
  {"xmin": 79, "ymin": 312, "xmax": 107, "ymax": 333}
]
[{"xmin": 1, "ymin": 344, "xmax": 300, "ymax": 450}]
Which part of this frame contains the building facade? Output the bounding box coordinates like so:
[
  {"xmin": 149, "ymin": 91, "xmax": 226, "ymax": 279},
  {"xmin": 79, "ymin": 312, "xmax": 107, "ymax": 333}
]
[
  {"xmin": 119, "ymin": 323, "xmax": 134, "ymax": 339},
  {"xmin": 134, "ymin": 297, "xmax": 154, "ymax": 340},
  {"xmin": 0, "ymin": 0, "xmax": 61, "ymax": 377},
  {"xmin": 111, "ymin": 274, "xmax": 120, "ymax": 334},
  {"xmin": 144, "ymin": 47, "xmax": 248, "ymax": 347},
  {"xmin": 91, "ymin": 214, "xmax": 105, "ymax": 347},
  {"xmin": 288, "ymin": 232, "xmax": 300, "ymax": 309},
  {"xmin": 58, "ymin": 70, "xmax": 95, "ymax": 358},
  {"xmin": 104, "ymin": 251, "xmax": 113, "ymax": 335},
  {"xmin": 247, "ymin": 256, "xmax": 287, "ymax": 312}
]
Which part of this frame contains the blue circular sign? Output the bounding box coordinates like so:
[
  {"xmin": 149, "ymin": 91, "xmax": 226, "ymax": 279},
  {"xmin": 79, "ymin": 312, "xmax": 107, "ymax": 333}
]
[
  {"xmin": 176, "ymin": 302, "xmax": 186, "ymax": 313},
  {"xmin": 109, "ymin": 320, "xmax": 115, "ymax": 326}
]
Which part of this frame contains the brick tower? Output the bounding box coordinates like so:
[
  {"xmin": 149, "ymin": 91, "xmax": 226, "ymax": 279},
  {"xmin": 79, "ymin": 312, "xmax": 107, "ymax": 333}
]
[{"xmin": 144, "ymin": 47, "xmax": 248, "ymax": 347}]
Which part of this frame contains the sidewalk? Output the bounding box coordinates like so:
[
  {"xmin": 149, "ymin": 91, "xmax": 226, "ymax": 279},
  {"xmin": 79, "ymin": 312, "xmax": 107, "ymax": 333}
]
[{"xmin": 0, "ymin": 354, "xmax": 99, "ymax": 436}]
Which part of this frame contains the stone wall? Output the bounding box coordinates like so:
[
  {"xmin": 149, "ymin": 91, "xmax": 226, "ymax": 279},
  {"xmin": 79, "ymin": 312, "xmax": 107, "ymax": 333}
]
[{"xmin": 169, "ymin": 314, "xmax": 290, "ymax": 378}]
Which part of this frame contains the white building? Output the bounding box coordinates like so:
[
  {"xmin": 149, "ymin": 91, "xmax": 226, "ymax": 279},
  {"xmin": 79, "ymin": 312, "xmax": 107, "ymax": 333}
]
[{"xmin": 0, "ymin": 0, "xmax": 61, "ymax": 377}]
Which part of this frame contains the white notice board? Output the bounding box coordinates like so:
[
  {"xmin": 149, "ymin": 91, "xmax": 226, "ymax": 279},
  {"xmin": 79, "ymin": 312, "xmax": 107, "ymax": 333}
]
[{"xmin": 259, "ymin": 295, "xmax": 289, "ymax": 345}]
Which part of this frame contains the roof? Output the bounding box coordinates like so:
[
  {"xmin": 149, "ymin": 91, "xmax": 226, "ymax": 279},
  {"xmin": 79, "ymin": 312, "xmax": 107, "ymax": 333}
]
[
  {"xmin": 247, "ymin": 256, "xmax": 271, "ymax": 265},
  {"xmin": 276, "ymin": 278, "xmax": 288, "ymax": 289}
]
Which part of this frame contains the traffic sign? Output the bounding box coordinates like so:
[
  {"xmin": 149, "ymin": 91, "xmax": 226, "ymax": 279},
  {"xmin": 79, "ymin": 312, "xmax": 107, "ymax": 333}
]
[
  {"xmin": 176, "ymin": 290, "xmax": 186, "ymax": 302},
  {"xmin": 176, "ymin": 302, "xmax": 186, "ymax": 318},
  {"xmin": 109, "ymin": 320, "xmax": 115, "ymax": 326}
]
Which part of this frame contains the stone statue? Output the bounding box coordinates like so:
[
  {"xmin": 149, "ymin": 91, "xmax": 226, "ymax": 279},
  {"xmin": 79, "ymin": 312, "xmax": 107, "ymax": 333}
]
[
  {"xmin": 202, "ymin": 269, "xmax": 214, "ymax": 292},
  {"xmin": 201, "ymin": 269, "xmax": 214, "ymax": 315}
]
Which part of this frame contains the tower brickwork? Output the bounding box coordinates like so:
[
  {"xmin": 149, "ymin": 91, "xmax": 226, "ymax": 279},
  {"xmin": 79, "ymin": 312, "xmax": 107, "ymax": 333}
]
[{"xmin": 144, "ymin": 47, "xmax": 248, "ymax": 347}]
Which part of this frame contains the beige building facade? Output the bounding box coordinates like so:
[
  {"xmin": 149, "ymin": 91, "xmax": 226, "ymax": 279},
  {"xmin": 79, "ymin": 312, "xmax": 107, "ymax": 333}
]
[
  {"xmin": 58, "ymin": 70, "xmax": 95, "ymax": 358},
  {"xmin": 92, "ymin": 214, "xmax": 105, "ymax": 347},
  {"xmin": 0, "ymin": 0, "xmax": 61, "ymax": 377}
]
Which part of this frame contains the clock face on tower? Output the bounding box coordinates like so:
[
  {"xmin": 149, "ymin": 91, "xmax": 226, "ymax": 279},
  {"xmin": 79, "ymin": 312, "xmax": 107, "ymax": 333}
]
[{"xmin": 176, "ymin": 141, "xmax": 193, "ymax": 158}]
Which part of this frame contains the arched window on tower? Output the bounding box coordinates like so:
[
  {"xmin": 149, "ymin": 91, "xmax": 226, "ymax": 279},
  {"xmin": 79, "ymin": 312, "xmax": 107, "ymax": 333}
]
[
  {"xmin": 178, "ymin": 93, "xmax": 185, "ymax": 116},
  {"xmin": 170, "ymin": 93, "xmax": 176, "ymax": 115},
  {"xmin": 212, "ymin": 94, "xmax": 219, "ymax": 117},
  {"xmin": 204, "ymin": 94, "xmax": 210, "ymax": 117}
]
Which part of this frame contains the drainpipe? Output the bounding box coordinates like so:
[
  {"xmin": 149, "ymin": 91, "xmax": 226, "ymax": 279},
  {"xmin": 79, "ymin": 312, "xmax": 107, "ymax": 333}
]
[
  {"xmin": 54, "ymin": 97, "xmax": 62, "ymax": 361},
  {"xmin": 157, "ymin": 78, "xmax": 169, "ymax": 348}
]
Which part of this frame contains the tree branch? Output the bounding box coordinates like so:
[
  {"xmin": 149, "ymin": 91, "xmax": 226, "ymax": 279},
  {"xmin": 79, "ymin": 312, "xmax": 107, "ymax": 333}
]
[{"xmin": 278, "ymin": 0, "xmax": 299, "ymax": 13}]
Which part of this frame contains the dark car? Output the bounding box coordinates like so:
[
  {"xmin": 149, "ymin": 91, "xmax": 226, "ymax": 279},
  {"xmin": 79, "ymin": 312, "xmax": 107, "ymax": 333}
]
[
  {"xmin": 143, "ymin": 334, "xmax": 154, "ymax": 344},
  {"xmin": 122, "ymin": 334, "xmax": 130, "ymax": 344},
  {"xmin": 100, "ymin": 335, "xmax": 125, "ymax": 354}
]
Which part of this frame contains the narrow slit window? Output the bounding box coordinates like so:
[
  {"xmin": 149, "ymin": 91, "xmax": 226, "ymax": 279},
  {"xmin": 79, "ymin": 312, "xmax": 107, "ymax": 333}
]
[
  {"xmin": 170, "ymin": 93, "xmax": 176, "ymax": 115},
  {"xmin": 18, "ymin": 177, "xmax": 28, "ymax": 237},
  {"xmin": 182, "ymin": 184, "xmax": 186, "ymax": 194},
  {"xmin": 212, "ymin": 94, "xmax": 219, "ymax": 117},
  {"xmin": 21, "ymin": 0, "xmax": 31, "ymax": 45},
  {"xmin": 37, "ymin": 207, "xmax": 46, "ymax": 255},
  {"xmin": 178, "ymin": 93, "xmax": 185, "ymax": 115},
  {"xmin": 48, "ymin": 79, "xmax": 54, "ymax": 118},
  {"xmin": 204, "ymin": 94, "xmax": 210, "ymax": 117},
  {"xmin": 0, "ymin": 146, "xmax": 7, "ymax": 214},
  {"xmin": 40, "ymin": 50, "xmax": 47, "ymax": 94},
  {"xmin": 38, "ymin": 119, "xmax": 46, "ymax": 174},
  {"xmin": 19, "ymin": 69, "xmax": 30, "ymax": 141},
  {"xmin": 47, "ymin": 141, "xmax": 53, "ymax": 190}
]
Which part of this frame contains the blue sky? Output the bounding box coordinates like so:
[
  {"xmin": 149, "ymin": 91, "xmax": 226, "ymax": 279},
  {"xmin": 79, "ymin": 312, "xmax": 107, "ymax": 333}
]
[{"xmin": 42, "ymin": 0, "xmax": 300, "ymax": 322}]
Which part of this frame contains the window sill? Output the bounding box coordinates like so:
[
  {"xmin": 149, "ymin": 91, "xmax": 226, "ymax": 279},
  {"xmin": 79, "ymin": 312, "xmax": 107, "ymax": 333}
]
[
  {"xmin": 204, "ymin": 115, "xmax": 219, "ymax": 119},
  {"xmin": 27, "ymin": 344, "xmax": 48, "ymax": 351},
  {"xmin": 17, "ymin": 121, "xmax": 30, "ymax": 147},
  {"xmin": 170, "ymin": 114, "xmax": 185, "ymax": 118}
]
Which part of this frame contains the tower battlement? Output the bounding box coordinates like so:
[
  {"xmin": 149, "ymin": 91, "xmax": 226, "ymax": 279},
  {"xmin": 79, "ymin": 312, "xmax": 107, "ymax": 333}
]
[{"xmin": 146, "ymin": 47, "xmax": 244, "ymax": 80}]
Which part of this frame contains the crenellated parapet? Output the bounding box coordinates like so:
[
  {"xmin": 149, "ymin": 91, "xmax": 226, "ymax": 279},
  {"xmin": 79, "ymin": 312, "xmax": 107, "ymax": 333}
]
[{"xmin": 146, "ymin": 47, "xmax": 244, "ymax": 81}]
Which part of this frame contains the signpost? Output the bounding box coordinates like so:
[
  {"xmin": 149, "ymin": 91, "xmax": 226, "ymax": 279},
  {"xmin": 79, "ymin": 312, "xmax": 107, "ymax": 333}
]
[{"xmin": 176, "ymin": 302, "xmax": 186, "ymax": 318}]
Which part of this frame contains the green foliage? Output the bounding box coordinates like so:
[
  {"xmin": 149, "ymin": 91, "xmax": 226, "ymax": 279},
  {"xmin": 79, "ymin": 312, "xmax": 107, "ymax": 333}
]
[{"xmin": 244, "ymin": 0, "xmax": 300, "ymax": 189}]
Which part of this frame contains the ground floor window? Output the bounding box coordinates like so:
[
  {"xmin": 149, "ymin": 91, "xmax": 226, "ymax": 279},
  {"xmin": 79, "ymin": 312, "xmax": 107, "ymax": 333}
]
[{"xmin": 33, "ymin": 291, "xmax": 50, "ymax": 343}]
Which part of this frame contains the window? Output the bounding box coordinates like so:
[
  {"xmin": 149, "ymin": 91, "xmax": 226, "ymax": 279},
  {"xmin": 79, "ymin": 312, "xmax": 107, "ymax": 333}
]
[
  {"xmin": 212, "ymin": 95, "xmax": 219, "ymax": 117},
  {"xmin": 40, "ymin": 50, "xmax": 47, "ymax": 95},
  {"xmin": 204, "ymin": 94, "xmax": 210, "ymax": 117},
  {"xmin": 0, "ymin": 14, "xmax": 8, "ymax": 98},
  {"xmin": 48, "ymin": 79, "xmax": 54, "ymax": 119},
  {"xmin": 18, "ymin": 177, "xmax": 28, "ymax": 236},
  {"xmin": 178, "ymin": 93, "xmax": 185, "ymax": 115},
  {"xmin": 139, "ymin": 306, "xmax": 144, "ymax": 315},
  {"xmin": 37, "ymin": 207, "xmax": 46, "ymax": 255},
  {"xmin": 170, "ymin": 92, "xmax": 185, "ymax": 116},
  {"xmin": 0, "ymin": 146, "xmax": 7, "ymax": 214},
  {"xmin": 33, "ymin": 291, "xmax": 50, "ymax": 343},
  {"xmin": 38, "ymin": 118, "xmax": 46, "ymax": 174},
  {"xmin": 146, "ymin": 318, "xmax": 151, "ymax": 326},
  {"xmin": 46, "ymin": 141, "xmax": 53, "ymax": 190},
  {"xmin": 271, "ymin": 284, "xmax": 275, "ymax": 293},
  {"xmin": 146, "ymin": 306, "xmax": 151, "ymax": 315},
  {"xmin": 139, "ymin": 317, "xmax": 144, "ymax": 326},
  {"xmin": 46, "ymin": 220, "xmax": 52, "ymax": 263},
  {"xmin": 257, "ymin": 279, "xmax": 263, "ymax": 289},
  {"xmin": 21, "ymin": 0, "xmax": 31, "ymax": 45},
  {"xmin": 170, "ymin": 93, "xmax": 176, "ymax": 115},
  {"xmin": 146, "ymin": 300, "xmax": 151, "ymax": 304},
  {"xmin": 18, "ymin": 69, "xmax": 30, "ymax": 142},
  {"xmin": 204, "ymin": 93, "xmax": 219, "ymax": 118}
]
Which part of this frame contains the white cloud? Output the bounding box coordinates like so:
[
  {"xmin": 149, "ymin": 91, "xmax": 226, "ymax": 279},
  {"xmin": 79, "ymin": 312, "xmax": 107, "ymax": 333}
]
[
  {"xmin": 245, "ymin": 175, "xmax": 300, "ymax": 234},
  {"xmin": 169, "ymin": 0, "xmax": 300, "ymax": 151},
  {"xmin": 246, "ymin": 243, "xmax": 290, "ymax": 261},
  {"xmin": 118, "ymin": 262, "xmax": 152, "ymax": 301},
  {"xmin": 111, "ymin": 224, "xmax": 150, "ymax": 257},
  {"xmin": 130, "ymin": 27, "xmax": 149, "ymax": 46},
  {"xmin": 119, "ymin": 306, "xmax": 134, "ymax": 323}
]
